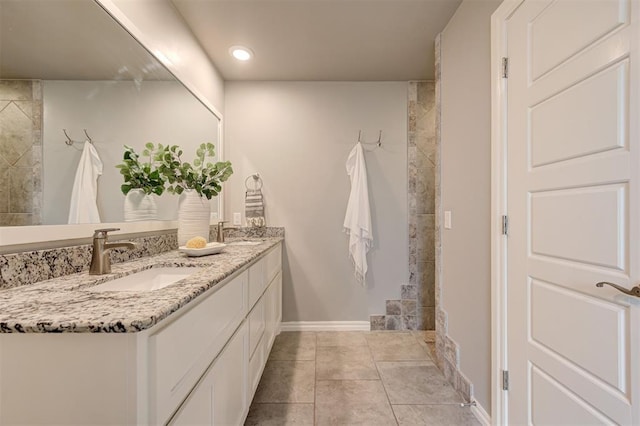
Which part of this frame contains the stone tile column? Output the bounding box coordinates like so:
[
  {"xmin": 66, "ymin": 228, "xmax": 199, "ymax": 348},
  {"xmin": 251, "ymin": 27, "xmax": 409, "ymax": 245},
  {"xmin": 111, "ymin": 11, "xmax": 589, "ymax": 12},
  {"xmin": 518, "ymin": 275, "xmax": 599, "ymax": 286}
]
[
  {"xmin": 409, "ymin": 81, "xmax": 436, "ymax": 330},
  {"xmin": 0, "ymin": 80, "xmax": 43, "ymax": 226}
]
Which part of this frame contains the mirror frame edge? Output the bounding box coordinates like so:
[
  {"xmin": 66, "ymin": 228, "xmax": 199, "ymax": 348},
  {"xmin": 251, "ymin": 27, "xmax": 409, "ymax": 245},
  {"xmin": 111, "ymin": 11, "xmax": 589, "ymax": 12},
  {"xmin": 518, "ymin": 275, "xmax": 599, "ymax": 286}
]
[{"xmin": 0, "ymin": 0, "xmax": 225, "ymax": 252}]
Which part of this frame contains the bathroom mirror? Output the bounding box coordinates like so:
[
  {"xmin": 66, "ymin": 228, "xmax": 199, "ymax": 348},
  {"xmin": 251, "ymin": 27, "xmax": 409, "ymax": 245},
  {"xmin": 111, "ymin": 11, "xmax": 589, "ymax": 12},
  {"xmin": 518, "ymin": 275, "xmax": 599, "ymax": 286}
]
[{"xmin": 0, "ymin": 0, "xmax": 222, "ymax": 234}]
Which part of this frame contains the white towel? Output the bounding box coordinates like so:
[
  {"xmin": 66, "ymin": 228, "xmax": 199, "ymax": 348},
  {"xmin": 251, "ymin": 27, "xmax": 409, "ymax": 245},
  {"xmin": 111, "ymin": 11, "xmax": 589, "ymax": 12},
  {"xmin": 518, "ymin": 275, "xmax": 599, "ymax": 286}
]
[
  {"xmin": 68, "ymin": 142, "xmax": 103, "ymax": 224},
  {"xmin": 343, "ymin": 142, "xmax": 373, "ymax": 284}
]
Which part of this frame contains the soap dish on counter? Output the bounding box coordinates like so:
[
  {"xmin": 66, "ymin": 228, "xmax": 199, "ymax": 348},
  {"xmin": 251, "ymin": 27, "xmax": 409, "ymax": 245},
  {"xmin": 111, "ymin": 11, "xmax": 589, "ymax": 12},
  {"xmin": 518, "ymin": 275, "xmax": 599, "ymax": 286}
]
[{"xmin": 179, "ymin": 242, "xmax": 226, "ymax": 257}]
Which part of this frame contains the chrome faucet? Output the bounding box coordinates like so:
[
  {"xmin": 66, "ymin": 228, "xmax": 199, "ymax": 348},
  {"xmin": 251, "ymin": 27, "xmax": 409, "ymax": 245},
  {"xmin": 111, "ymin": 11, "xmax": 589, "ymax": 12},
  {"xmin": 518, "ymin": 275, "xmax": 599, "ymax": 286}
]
[{"xmin": 89, "ymin": 228, "xmax": 137, "ymax": 275}]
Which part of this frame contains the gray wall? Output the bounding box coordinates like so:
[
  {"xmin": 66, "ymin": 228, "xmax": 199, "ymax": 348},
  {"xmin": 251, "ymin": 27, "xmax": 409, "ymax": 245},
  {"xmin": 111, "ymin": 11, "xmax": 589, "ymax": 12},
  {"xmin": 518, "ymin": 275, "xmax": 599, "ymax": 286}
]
[
  {"xmin": 225, "ymin": 81, "xmax": 408, "ymax": 322},
  {"xmin": 440, "ymin": 0, "xmax": 501, "ymax": 412}
]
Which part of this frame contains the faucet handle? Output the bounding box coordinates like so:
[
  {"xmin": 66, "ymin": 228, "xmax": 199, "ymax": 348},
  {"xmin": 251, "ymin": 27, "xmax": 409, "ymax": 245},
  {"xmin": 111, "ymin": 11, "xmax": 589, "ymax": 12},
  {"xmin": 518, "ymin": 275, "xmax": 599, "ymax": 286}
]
[{"xmin": 93, "ymin": 228, "xmax": 120, "ymax": 238}]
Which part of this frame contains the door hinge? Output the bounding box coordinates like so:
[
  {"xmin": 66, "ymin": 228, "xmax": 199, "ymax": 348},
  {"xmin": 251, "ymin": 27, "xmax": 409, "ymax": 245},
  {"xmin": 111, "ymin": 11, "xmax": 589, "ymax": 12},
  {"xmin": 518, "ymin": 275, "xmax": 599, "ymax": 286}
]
[
  {"xmin": 502, "ymin": 57, "xmax": 509, "ymax": 78},
  {"xmin": 502, "ymin": 370, "xmax": 509, "ymax": 391},
  {"xmin": 502, "ymin": 215, "xmax": 509, "ymax": 236}
]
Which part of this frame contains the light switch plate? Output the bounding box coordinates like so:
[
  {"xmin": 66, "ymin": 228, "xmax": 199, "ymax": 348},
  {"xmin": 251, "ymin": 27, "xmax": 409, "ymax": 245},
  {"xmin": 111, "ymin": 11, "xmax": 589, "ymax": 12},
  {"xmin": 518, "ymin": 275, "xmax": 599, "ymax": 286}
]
[
  {"xmin": 444, "ymin": 211, "xmax": 452, "ymax": 229},
  {"xmin": 233, "ymin": 212, "xmax": 241, "ymax": 226}
]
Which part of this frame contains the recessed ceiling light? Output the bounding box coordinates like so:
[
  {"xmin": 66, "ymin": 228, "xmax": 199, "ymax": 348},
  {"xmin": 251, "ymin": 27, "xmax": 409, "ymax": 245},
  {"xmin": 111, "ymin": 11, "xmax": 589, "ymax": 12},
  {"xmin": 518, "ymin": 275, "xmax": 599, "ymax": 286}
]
[{"xmin": 229, "ymin": 46, "xmax": 253, "ymax": 61}]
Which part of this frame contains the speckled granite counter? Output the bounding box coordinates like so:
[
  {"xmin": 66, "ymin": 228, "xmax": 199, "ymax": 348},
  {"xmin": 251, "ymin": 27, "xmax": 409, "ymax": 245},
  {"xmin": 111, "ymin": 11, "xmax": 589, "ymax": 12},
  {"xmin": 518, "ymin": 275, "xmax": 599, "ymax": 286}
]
[{"xmin": 0, "ymin": 238, "xmax": 282, "ymax": 333}]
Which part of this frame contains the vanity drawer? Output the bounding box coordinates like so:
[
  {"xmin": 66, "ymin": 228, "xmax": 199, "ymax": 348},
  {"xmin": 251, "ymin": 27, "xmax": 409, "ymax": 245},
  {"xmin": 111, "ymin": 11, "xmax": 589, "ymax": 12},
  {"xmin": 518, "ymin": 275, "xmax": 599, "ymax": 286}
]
[
  {"xmin": 248, "ymin": 244, "xmax": 282, "ymax": 310},
  {"xmin": 248, "ymin": 296, "xmax": 266, "ymax": 358},
  {"xmin": 149, "ymin": 271, "xmax": 248, "ymax": 425}
]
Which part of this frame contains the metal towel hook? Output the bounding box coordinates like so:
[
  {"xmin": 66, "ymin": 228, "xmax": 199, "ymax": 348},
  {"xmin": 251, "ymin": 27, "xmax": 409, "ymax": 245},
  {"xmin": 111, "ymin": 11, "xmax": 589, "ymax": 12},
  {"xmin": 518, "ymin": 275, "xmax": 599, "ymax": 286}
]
[
  {"xmin": 63, "ymin": 129, "xmax": 94, "ymax": 146},
  {"xmin": 63, "ymin": 129, "xmax": 74, "ymax": 146},
  {"xmin": 357, "ymin": 130, "xmax": 382, "ymax": 149},
  {"xmin": 83, "ymin": 129, "xmax": 93, "ymax": 144}
]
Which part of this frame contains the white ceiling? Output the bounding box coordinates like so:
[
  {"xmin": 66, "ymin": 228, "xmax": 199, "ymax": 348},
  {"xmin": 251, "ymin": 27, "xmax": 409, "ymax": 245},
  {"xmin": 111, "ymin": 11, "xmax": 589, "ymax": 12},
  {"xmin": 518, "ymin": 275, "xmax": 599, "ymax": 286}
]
[{"xmin": 170, "ymin": 0, "xmax": 462, "ymax": 81}]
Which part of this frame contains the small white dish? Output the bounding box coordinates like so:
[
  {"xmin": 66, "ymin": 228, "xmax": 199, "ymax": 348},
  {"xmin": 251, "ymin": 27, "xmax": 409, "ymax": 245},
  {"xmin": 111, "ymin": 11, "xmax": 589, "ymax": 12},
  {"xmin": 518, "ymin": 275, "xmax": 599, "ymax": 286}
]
[{"xmin": 179, "ymin": 242, "xmax": 226, "ymax": 257}]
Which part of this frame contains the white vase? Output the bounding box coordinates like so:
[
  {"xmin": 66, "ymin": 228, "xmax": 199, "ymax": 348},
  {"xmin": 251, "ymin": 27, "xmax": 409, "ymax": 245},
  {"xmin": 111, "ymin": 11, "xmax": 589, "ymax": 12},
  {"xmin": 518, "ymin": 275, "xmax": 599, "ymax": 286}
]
[
  {"xmin": 178, "ymin": 189, "xmax": 211, "ymax": 246},
  {"xmin": 124, "ymin": 189, "xmax": 158, "ymax": 222}
]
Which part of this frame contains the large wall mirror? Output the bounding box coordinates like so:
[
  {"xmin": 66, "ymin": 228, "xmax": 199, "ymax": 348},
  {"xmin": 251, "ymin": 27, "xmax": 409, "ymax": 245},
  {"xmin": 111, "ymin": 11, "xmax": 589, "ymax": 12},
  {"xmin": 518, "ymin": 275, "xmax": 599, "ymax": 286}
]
[{"xmin": 0, "ymin": 0, "xmax": 222, "ymax": 248}]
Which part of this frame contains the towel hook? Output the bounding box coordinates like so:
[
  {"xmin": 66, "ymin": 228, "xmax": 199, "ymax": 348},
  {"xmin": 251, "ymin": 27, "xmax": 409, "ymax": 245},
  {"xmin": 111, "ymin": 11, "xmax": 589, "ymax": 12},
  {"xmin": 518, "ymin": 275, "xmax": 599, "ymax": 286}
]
[
  {"xmin": 356, "ymin": 130, "xmax": 382, "ymax": 149},
  {"xmin": 63, "ymin": 129, "xmax": 94, "ymax": 146},
  {"xmin": 63, "ymin": 129, "xmax": 74, "ymax": 146},
  {"xmin": 83, "ymin": 129, "xmax": 93, "ymax": 144}
]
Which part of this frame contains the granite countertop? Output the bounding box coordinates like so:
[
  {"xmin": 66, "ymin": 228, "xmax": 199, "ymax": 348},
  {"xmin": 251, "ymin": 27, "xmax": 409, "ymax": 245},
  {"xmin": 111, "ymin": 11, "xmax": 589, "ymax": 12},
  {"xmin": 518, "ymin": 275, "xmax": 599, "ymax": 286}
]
[{"xmin": 0, "ymin": 238, "xmax": 283, "ymax": 334}]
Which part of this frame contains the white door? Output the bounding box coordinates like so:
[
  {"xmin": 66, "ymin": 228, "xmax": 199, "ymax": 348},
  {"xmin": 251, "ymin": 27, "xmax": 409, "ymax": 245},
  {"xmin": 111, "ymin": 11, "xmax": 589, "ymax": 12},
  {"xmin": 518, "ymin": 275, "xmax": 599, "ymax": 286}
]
[{"xmin": 506, "ymin": 0, "xmax": 640, "ymax": 424}]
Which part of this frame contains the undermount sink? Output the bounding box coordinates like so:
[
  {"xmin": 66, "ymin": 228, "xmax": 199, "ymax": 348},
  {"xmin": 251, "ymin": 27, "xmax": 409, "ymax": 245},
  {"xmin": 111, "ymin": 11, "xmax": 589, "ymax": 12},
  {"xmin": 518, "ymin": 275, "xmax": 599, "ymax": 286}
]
[
  {"xmin": 228, "ymin": 241, "xmax": 262, "ymax": 246},
  {"xmin": 90, "ymin": 267, "xmax": 202, "ymax": 292}
]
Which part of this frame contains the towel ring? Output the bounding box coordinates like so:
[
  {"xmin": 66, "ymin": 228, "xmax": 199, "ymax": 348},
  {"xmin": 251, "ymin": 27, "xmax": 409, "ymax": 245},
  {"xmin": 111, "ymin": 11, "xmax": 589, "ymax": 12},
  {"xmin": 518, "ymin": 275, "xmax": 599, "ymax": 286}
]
[{"xmin": 245, "ymin": 173, "xmax": 263, "ymax": 191}]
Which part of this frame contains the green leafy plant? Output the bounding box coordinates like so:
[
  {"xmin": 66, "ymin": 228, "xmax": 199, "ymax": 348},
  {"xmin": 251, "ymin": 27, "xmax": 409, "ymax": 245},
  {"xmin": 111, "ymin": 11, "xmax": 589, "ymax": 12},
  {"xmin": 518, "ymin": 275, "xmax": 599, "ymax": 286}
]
[
  {"xmin": 116, "ymin": 143, "xmax": 165, "ymax": 196},
  {"xmin": 156, "ymin": 143, "xmax": 233, "ymax": 200}
]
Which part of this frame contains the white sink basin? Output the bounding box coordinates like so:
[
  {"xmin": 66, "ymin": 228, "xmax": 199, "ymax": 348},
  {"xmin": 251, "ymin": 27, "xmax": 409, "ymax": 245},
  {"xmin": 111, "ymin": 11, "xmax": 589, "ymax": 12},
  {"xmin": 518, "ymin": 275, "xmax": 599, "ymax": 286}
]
[
  {"xmin": 228, "ymin": 241, "xmax": 262, "ymax": 246},
  {"xmin": 90, "ymin": 267, "xmax": 202, "ymax": 292}
]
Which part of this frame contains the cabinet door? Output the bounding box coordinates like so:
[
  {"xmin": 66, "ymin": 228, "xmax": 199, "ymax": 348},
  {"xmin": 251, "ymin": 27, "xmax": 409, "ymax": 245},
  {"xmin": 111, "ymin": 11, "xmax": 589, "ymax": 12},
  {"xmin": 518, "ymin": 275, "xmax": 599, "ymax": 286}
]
[{"xmin": 171, "ymin": 321, "xmax": 248, "ymax": 426}]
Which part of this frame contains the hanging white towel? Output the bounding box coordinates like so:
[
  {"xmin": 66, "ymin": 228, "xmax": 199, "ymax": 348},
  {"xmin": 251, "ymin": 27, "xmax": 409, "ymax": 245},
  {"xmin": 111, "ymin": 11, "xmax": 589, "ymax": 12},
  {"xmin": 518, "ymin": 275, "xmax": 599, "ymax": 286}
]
[
  {"xmin": 68, "ymin": 142, "xmax": 103, "ymax": 224},
  {"xmin": 343, "ymin": 142, "xmax": 373, "ymax": 284}
]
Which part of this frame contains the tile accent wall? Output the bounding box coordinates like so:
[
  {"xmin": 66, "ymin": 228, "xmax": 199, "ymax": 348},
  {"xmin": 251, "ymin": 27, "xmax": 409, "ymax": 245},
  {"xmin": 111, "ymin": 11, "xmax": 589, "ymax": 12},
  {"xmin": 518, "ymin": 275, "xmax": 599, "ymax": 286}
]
[
  {"xmin": 0, "ymin": 227, "xmax": 285, "ymax": 290},
  {"xmin": 0, "ymin": 80, "xmax": 43, "ymax": 226},
  {"xmin": 371, "ymin": 81, "xmax": 436, "ymax": 331},
  {"xmin": 412, "ymin": 81, "xmax": 437, "ymax": 330}
]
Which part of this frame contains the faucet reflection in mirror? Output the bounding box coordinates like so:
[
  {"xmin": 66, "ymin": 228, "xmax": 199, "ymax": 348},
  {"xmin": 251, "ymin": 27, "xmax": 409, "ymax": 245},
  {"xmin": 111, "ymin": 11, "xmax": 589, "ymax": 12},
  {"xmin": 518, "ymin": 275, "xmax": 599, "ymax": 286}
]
[{"xmin": 0, "ymin": 80, "xmax": 43, "ymax": 226}]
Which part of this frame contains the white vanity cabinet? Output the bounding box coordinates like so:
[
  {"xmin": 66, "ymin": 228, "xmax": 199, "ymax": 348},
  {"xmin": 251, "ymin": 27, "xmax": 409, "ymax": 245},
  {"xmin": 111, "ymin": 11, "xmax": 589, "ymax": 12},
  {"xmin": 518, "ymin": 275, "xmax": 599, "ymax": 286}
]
[
  {"xmin": 0, "ymin": 242, "xmax": 282, "ymax": 426},
  {"xmin": 169, "ymin": 244, "xmax": 282, "ymax": 426}
]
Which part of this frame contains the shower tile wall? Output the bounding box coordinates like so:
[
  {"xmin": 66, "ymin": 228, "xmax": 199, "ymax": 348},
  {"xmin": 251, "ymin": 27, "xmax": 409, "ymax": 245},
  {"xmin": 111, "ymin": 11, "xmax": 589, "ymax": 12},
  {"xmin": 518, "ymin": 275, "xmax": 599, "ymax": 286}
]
[
  {"xmin": 0, "ymin": 80, "xmax": 42, "ymax": 226},
  {"xmin": 371, "ymin": 81, "xmax": 436, "ymax": 331},
  {"xmin": 410, "ymin": 81, "xmax": 436, "ymax": 330}
]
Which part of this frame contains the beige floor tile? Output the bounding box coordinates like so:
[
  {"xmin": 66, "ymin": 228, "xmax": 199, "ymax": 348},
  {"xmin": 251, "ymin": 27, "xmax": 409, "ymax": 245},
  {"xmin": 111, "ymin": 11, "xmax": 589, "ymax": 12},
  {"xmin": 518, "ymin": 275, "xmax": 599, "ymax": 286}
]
[
  {"xmin": 316, "ymin": 331, "xmax": 368, "ymax": 346},
  {"xmin": 315, "ymin": 380, "xmax": 397, "ymax": 425},
  {"xmin": 377, "ymin": 362, "xmax": 462, "ymax": 404},
  {"xmin": 366, "ymin": 332, "xmax": 431, "ymax": 361},
  {"xmin": 244, "ymin": 403, "xmax": 315, "ymax": 426},
  {"xmin": 269, "ymin": 331, "xmax": 317, "ymax": 361},
  {"xmin": 254, "ymin": 360, "xmax": 315, "ymax": 403},
  {"xmin": 392, "ymin": 404, "xmax": 481, "ymax": 426},
  {"xmin": 316, "ymin": 346, "xmax": 379, "ymax": 380}
]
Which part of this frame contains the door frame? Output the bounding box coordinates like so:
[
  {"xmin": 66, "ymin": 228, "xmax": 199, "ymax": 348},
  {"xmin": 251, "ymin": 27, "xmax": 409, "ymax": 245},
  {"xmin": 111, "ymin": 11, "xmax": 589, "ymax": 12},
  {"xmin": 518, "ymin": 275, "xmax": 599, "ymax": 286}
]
[{"xmin": 490, "ymin": 0, "xmax": 524, "ymax": 424}]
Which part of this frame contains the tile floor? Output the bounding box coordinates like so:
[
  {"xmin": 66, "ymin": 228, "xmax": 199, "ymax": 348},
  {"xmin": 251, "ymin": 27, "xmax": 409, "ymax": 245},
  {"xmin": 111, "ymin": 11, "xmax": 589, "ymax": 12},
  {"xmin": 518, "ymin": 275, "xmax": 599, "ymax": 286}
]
[{"xmin": 245, "ymin": 331, "xmax": 481, "ymax": 426}]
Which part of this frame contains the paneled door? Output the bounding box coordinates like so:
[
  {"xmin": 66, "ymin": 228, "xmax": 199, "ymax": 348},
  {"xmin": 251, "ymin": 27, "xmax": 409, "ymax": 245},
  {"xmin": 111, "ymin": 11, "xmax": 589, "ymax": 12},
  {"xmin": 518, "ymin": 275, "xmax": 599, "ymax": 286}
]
[{"xmin": 506, "ymin": 0, "xmax": 639, "ymax": 423}]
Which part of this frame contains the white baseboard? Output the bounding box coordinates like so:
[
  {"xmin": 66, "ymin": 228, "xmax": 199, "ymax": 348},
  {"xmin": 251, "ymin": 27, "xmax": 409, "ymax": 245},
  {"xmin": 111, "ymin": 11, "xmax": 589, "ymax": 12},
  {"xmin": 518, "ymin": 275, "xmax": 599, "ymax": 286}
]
[
  {"xmin": 471, "ymin": 399, "xmax": 491, "ymax": 426},
  {"xmin": 280, "ymin": 321, "xmax": 370, "ymax": 332}
]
